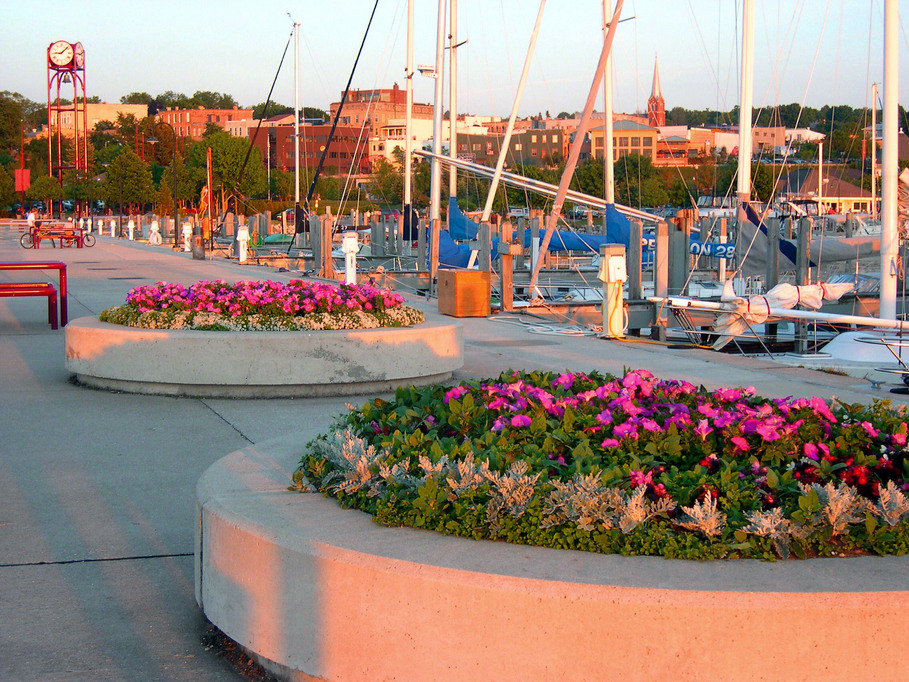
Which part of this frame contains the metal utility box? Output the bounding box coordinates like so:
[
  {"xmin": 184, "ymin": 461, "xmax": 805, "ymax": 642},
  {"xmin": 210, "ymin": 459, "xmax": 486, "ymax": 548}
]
[{"xmin": 437, "ymin": 269, "xmax": 491, "ymax": 317}]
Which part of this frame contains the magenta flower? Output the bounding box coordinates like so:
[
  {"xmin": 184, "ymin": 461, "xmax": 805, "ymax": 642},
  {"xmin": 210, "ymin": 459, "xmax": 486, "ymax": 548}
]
[
  {"xmin": 730, "ymin": 436, "xmax": 750, "ymax": 453},
  {"xmin": 693, "ymin": 419, "xmax": 713, "ymax": 441},
  {"xmin": 445, "ymin": 386, "xmax": 469, "ymax": 403},
  {"xmin": 860, "ymin": 421, "xmax": 879, "ymax": 438},
  {"xmin": 510, "ymin": 414, "xmax": 532, "ymax": 428}
]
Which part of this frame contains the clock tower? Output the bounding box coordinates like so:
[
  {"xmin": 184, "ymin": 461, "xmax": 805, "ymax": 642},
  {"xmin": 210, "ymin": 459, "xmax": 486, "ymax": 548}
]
[{"xmin": 47, "ymin": 40, "xmax": 88, "ymax": 181}]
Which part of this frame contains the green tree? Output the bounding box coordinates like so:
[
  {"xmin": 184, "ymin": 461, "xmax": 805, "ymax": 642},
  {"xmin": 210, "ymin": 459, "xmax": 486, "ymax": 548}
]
[
  {"xmin": 185, "ymin": 131, "xmax": 266, "ymax": 212},
  {"xmin": 369, "ymin": 158, "xmax": 403, "ymax": 204},
  {"xmin": 101, "ymin": 148, "xmax": 155, "ymax": 210},
  {"xmin": 750, "ymin": 163, "xmax": 774, "ymax": 203},
  {"xmin": 158, "ymin": 154, "xmax": 196, "ymax": 211},
  {"xmin": 188, "ymin": 91, "xmax": 238, "ymax": 110},
  {"xmin": 26, "ymin": 174, "xmax": 63, "ymax": 212},
  {"xmin": 0, "ymin": 164, "xmax": 15, "ymax": 211},
  {"xmin": 269, "ymin": 168, "xmax": 294, "ymax": 201},
  {"xmin": 252, "ymin": 101, "xmax": 293, "ymax": 119}
]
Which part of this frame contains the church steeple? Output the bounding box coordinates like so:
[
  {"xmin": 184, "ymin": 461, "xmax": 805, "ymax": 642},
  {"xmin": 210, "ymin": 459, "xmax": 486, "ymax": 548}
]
[{"xmin": 647, "ymin": 55, "xmax": 665, "ymax": 127}]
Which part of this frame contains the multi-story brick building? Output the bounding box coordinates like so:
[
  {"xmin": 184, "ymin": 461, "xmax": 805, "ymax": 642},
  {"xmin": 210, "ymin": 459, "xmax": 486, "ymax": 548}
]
[
  {"xmin": 330, "ymin": 84, "xmax": 433, "ymax": 136},
  {"xmin": 45, "ymin": 102, "xmax": 148, "ymax": 137},
  {"xmin": 158, "ymin": 105, "xmax": 254, "ymax": 139},
  {"xmin": 454, "ymin": 129, "xmax": 563, "ymax": 166},
  {"xmin": 249, "ymin": 122, "xmax": 370, "ymax": 173}
]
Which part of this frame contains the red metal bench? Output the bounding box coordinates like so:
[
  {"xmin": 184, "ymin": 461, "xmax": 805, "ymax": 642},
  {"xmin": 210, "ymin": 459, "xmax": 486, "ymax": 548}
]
[
  {"xmin": 0, "ymin": 262, "xmax": 68, "ymax": 325},
  {"xmin": 0, "ymin": 282, "xmax": 58, "ymax": 329}
]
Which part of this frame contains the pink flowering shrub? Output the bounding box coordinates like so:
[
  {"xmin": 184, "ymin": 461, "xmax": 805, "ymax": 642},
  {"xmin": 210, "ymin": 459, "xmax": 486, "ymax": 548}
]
[
  {"xmin": 100, "ymin": 279, "xmax": 424, "ymax": 331},
  {"xmin": 299, "ymin": 369, "xmax": 909, "ymax": 560}
]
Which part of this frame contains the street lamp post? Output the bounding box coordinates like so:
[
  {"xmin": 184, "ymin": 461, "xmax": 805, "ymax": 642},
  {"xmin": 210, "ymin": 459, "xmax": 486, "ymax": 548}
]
[{"xmin": 148, "ymin": 120, "xmax": 179, "ymax": 249}]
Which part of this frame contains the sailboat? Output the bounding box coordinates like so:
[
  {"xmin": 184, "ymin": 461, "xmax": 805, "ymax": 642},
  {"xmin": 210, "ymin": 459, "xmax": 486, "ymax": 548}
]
[{"xmin": 650, "ymin": 0, "xmax": 909, "ymax": 380}]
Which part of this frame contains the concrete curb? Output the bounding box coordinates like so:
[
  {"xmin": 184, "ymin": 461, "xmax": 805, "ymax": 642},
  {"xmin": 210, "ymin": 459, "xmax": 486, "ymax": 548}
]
[
  {"xmin": 64, "ymin": 316, "xmax": 463, "ymax": 397},
  {"xmin": 195, "ymin": 432, "xmax": 909, "ymax": 681}
]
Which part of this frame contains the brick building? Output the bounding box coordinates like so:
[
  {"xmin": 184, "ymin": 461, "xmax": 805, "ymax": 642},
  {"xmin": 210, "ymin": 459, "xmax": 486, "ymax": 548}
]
[
  {"xmin": 330, "ymin": 84, "xmax": 433, "ymax": 136},
  {"xmin": 158, "ymin": 106, "xmax": 254, "ymax": 139},
  {"xmin": 455, "ymin": 129, "xmax": 563, "ymax": 166},
  {"xmin": 45, "ymin": 102, "xmax": 148, "ymax": 137},
  {"xmin": 250, "ymin": 123, "xmax": 370, "ymax": 173}
]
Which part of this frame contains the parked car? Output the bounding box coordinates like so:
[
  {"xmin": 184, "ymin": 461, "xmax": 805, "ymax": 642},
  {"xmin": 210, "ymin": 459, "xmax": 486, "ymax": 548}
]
[{"xmin": 507, "ymin": 206, "xmax": 530, "ymax": 219}]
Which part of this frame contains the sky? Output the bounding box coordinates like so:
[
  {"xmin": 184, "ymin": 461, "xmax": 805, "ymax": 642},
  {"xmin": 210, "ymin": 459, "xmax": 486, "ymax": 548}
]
[{"xmin": 4, "ymin": 0, "xmax": 908, "ymax": 120}]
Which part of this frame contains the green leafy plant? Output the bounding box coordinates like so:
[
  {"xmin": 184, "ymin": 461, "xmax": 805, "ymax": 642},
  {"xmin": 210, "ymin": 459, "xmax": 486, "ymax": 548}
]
[{"xmin": 295, "ymin": 370, "xmax": 909, "ymax": 560}]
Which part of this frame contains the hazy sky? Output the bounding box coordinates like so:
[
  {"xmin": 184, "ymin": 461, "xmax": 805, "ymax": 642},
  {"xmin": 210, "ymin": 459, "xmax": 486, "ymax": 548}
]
[{"xmin": 4, "ymin": 0, "xmax": 907, "ymax": 119}]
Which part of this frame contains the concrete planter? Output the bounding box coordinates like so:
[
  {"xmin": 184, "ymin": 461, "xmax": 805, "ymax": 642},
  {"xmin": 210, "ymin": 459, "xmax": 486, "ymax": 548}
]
[
  {"xmin": 196, "ymin": 433, "xmax": 909, "ymax": 681},
  {"xmin": 64, "ymin": 316, "xmax": 462, "ymax": 397}
]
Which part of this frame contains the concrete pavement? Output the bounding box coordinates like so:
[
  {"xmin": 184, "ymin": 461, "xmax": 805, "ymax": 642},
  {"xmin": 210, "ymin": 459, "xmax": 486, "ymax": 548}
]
[{"xmin": 1, "ymin": 225, "xmax": 905, "ymax": 680}]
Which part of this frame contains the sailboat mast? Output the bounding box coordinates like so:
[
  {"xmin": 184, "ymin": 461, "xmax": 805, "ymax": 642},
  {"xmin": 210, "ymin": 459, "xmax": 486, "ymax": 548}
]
[
  {"xmin": 429, "ymin": 0, "xmax": 447, "ymax": 223},
  {"xmin": 528, "ymin": 0, "xmax": 624, "ymax": 296},
  {"xmin": 480, "ymin": 0, "xmax": 547, "ymax": 222},
  {"xmin": 603, "ymin": 1, "xmax": 615, "ymax": 206},
  {"xmin": 294, "ymin": 22, "xmax": 300, "ymax": 208},
  {"xmin": 871, "ymin": 82, "xmax": 877, "ymax": 221},
  {"xmin": 404, "ymin": 0, "xmax": 414, "ymax": 211},
  {"xmin": 880, "ymin": 0, "xmax": 899, "ymax": 319},
  {"xmin": 448, "ymin": 0, "xmax": 458, "ymax": 199},
  {"xmin": 736, "ymin": 0, "xmax": 754, "ymax": 231}
]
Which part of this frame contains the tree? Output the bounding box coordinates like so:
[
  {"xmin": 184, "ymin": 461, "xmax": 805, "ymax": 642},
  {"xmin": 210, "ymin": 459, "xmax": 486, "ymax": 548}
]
[
  {"xmin": 252, "ymin": 101, "xmax": 293, "ymax": 119},
  {"xmin": 750, "ymin": 163, "xmax": 774, "ymax": 203},
  {"xmin": 26, "ymin": 174, "xmax": 63, "ymax": 212},
  {"xmin": 201, "ymin": 122, "xmax": 222, "ymax": 138},
  {"xmin": 158, "ymin": 154, "xmax": 196, "ymax": 211},
  {"xmin": 0, "ymin": 164, "xmax": 15, "ymax": 211},
  {"xmin": 269, "ymin": 168, "xmax": 294, "ymax": 201},
  {"xmin": 369, "ymin": 158, "xmax": 403, "ymax": 204},
  {"xmin": 121, "ymin": 92, "xmax": 153, "ymax": 105},
  {"xmin": 188, "ymin": 91, "xmax": 238, "ymax": 110},
  {"xmin": 185, "ymin": 131, "xmax": 266, "ymax": 213},
  {"xmin": 101, "ymin": 148, "xmax": 155, "ymax": 209}
]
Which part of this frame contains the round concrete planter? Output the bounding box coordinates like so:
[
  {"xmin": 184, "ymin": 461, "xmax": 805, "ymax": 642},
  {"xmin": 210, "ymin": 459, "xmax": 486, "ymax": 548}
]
[
  {"xmin": 195, "ymin": 433, "xmax": 909, "ymax": 682},
  {"xmin": 64, "ymin": 316, "xmax": 462, "ymax": 397}
]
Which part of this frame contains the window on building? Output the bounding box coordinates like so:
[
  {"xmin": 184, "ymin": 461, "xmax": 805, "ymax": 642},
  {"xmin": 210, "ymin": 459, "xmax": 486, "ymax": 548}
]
[
  {"xmin": 531, "ymin": 134, "xmax": 537, "ymax": 143},
  {"xmin": 618, "ymin": 136, "xmax": 629, "ymax": 147},
  {"xmin": 531, "ymin": 148, "xmax": 538, "ymax": 157},
  {"xmin": 631, "ymin": 137, "xmax": 640, "ymax": 146},
  {"xmin": 643, "ymin": 137, "xmax": 652, "ymax": 146},
  {"xmin": 541, "ymin": 135, "xmax": 547, "ymax": 143},
  {"xmin": 472, "ymin": 143, "xmax": 481, "ymax": 151},
  {"xmin": 514, "ymin": 143, "xmax": 522, "ymax": 151}
]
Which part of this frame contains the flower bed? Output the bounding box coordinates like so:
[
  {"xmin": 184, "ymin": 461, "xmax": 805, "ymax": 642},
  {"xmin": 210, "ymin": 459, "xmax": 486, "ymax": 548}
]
[
  {"xmin": 297, "ymin": 369, "xmax": 909, "ymax": 560},
  {"xmin": 100, "ymin": 279, "xmax": 424, "ymax": 331}
]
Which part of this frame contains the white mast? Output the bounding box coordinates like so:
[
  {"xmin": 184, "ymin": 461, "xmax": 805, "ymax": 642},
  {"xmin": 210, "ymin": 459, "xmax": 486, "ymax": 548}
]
[
  {"xmin": 429, "ymin": 0, "xmax": 447, "ymax": 223},
  {"xmin": 528, "ymin": 0, "xmax": 624, "ymax": 296},
  {"xmin": 880, "ymin": 0, "xmax": 899, "ymax": 319},
  {"xmin": 818, "ymin": 140, "xmax": 824, "ymax": 214},
  {"xmin": 404, "ymin": 0, "xmax": 414, "ymax": 211},
  {"xmin": 448, "ymin": 0, "xmax": 458, "ymax": 200},
  {"xmin": 736, "ymin": 0, "xmax": 754, "ymax": 229},
  {"xmin": 603, "ymin": 1, "xmax": 615, "ymax": 206},
  {"xmin": 871, "ymin": 82, "xmax": 877, "ymax": 221},
  {"xmin": 480, "ymin": 0, "xmax": 547, "ymax": 222},
  {"xmin": 293, "ymin": 21, "xmax": 300, "ymax": 208}
]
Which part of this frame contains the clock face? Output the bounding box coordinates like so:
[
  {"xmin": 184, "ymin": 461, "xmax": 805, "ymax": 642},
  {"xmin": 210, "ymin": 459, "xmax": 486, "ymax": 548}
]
[
  {"xmin": 49, "ymin": 40, "xmax": 74, "ymax": 67},
  {"xmin": 74, "ymin": 42, "xmax": 84, "ymax": 68}
]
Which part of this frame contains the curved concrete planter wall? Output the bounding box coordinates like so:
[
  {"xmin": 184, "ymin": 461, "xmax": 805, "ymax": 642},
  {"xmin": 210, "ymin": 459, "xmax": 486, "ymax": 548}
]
[
  {"xmin": 65, "ymin": 317, "xmax": 462, "ymax": 397},
  {"xmin": 196, "ymin": 434, "xmax": 909, "ymax": 681}
]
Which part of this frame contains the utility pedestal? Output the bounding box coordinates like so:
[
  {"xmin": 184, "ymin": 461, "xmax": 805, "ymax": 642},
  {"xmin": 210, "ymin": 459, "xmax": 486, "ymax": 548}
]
[{"xmin": 599, "ymin": 244, "xmax": 627, "ymax": 339}]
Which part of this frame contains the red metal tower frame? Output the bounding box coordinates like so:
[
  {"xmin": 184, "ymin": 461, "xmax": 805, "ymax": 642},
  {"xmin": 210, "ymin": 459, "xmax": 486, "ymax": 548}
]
[{"xmin": 47, "ymin": 40, "xmax": 88, "ymax": 181}]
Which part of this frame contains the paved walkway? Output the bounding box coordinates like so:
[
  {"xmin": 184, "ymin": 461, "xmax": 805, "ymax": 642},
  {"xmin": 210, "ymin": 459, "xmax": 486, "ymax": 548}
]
[{"xmin": 0, "ymin": 226, "xmax": 904, "ymax": 680}]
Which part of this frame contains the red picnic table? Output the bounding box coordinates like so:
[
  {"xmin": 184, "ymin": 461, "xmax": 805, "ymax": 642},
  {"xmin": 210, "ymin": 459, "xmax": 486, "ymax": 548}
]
[{"xmin": 0, "ymin": 261, "xmax": 68, "ymax": 326}]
